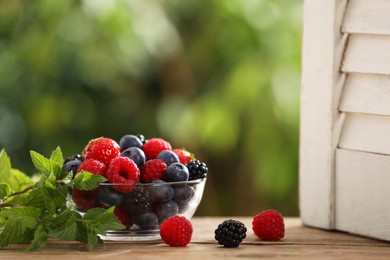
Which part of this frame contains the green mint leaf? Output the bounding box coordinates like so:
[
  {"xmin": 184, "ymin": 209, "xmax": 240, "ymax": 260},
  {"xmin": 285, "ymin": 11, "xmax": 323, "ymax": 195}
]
[
  {"xmin": 48, "ymin": 208, "xmax": 77, "ymax": 241},
  {"xmin": 82, "ymin": 207, "xmax": 125, "ymax": 234},
  {"xmin": 50, "ymin": 146, "xmax": 64, "ymax": 167},
  {"xmin": 7, "ymin": 187, "xmax": 45, "ymax": 208},
  {"xmin": 0, "ymin": 183, "xmax": 10, "ymax": 199},
  {"xmin": 39, "ymin": 175, "xmax": 67, "ymax": 214},
  {"xmin": 73, "ymin": 171, "xmax": 106, "ymax": 190},
  {"xmin": 30, "ymin": 150, "xmax": 56, "ymax": 176},
  {"xmin": 8, "ymin": 169, "xmax": 34, "ymax": 193},
  {"xmin": 0, "ymin": 150, "xmax": 11, "ymax": 183},
  {"xmin": 75, "ymin": 221, "xmax": 88, "ymax": 244},
  {"xmin": 26, "ymin": 224, "xmax": 47, "ymax": 251},
  {"xmin": 75, "ymin": 221, "xmax": 102, "ymax": 251},
  {"xmin": 0, "ymin": 151, "xmax": 32, "ymax": 194},
  {"xmin": 0, "ymin": 206, "xmax": 41, "ymax": 229},
  {"xmin": 0, "ymin": 220, "xmax": 26, "ymax": 247},
  {"xmin": 86, "ymin": 224, "xmax": 103, "ymax": 251},
  {"xmin": 99, "ymin": 206, "xmax": 126, "ymax": 231}
]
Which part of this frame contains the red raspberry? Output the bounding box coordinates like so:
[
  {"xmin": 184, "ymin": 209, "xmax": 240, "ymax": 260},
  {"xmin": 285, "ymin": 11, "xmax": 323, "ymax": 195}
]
[
  {"xmin": 77, "ymin": 158, "xmax": 107, "ymax": 177},
  {"xmin": 143, "ymin": 138, "xmax": 172, "ymax": 159},
  {"xmin": 140, "ymin": 159, "xmax": 167, "ymax": 183},
  {"xmin": 172, "ymin": 149, "xmax": 193, "ymax": 164},
  {"xmin": 160, "ymin": 216, "xmax": 193, "ymax": 247},
  {"xmin": 83, "ymin": 137, "xmax": 121, "ymax": 166},
  {"xmin": 114, "ymin": 205, "xmax": 133, "ymax": 228},
  {"xmin": 106, "ymin": 156, "xmax": 140, "ymax": 192},
  {"xmin": 71, "ymin": 188, "xmax": 99, "ymax": 212},
  {"xmin": 252, "ymin": 209, "xmax": 285, "ymax": 241}
]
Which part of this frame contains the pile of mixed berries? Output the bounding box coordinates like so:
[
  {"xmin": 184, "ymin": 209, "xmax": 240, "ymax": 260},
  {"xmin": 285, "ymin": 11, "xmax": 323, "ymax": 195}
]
[{"xmin": 63, "ymin": 134, "xmax": 208, "ymax": 231}]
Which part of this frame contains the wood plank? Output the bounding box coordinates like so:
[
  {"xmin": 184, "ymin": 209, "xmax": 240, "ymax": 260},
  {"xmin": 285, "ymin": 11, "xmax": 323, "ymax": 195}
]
[
  {"xmin": 343, "ymin": 0, "xmax": 390, "ymax": 35},
  {"xmin": 336, "ymin": 149, "xmax": 390, "ymax": 241},
  {"xmin": 342, "ymin": 34, "xmax": 390, "ymax": 75},
  {"xmin": 300, "ymin": 0, "xmax": 348, "ymax": 229},
  {"xmin": 339, "ymin": 113, "xmax": 390, "ymax": 155},
  {"xmin": 1, "ymin": 217, "xmax": 390, "ymax": 259},
  {"xmin": 340, "ymin": 73, "xmax": 390, "ymax": 116}
]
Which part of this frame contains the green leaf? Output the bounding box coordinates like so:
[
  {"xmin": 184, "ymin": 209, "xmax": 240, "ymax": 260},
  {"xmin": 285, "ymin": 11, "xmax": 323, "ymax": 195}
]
[
  {"xmin": 0, "ymin": 150, "xmax": 11, "ymax": 183},
  {"xmin": 83, "ymin": 207, "xmax": 125, "ymax": 233},
  {"xmin": 30, "ymin": 150, "xmax": 56, "ymax": 176},
  {"xmin": 0, "ymin": 207, "xmax": 41, "ymax": 229},
  {"xmin": 86, "ymin": 225, "xmax": 102, "ymax": 251},
  {"xmin": 50, "ymin": 146, "xmax": 64, "ymax": 166},
  {"xmin": 8, "ymin": 169, "xmax": 34, "ymax": 193},
  {"xmin": 73, "ymin": 171, "xmax": 106, "ymax": 190},
  {"xmin": 100, "ymin": 207, "xmax": 126, "ymax": 231},
  {"xmin": 0, "ymin": 220, "xmax": 26, "ymax": 247},
  {"xmin": 48, "ymin": 209, "xmax": 77, "ymax": 241},
  {"xmin": 7, "ymin": 187, "xmax": 45, "ymax": 208},
  {"xmin": 0, "ymin": 183, "xmax": 10, "ymax": 199},
  {"xmin": 39, "ymin": 176, "xmax": 67, "ymax": 214},
  {"xmin": 26, "ymin": 224, "xmax": 47, "ymax": 251}
]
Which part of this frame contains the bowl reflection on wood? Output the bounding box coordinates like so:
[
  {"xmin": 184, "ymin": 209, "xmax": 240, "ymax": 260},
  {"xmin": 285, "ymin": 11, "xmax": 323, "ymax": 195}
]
[{"xmin": 69, "ymin": 178, "xmax": 206, "ymax": 241}]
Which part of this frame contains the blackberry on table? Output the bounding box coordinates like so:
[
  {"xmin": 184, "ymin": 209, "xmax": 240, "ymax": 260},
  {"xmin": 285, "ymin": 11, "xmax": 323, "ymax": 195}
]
[
  {"xmin": 214, "ymin": 219, "xmax": 247, "ymax": 248},
  {"xmin": 186, "ymin": 160, "xmax": 208, "ymax": 180}
]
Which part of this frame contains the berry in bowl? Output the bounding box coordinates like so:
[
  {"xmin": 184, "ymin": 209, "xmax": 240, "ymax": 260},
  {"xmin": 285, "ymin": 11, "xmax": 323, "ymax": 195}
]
[{"xmin": 64, "ymin": 135, "xmax": 207, "ymax": 241}]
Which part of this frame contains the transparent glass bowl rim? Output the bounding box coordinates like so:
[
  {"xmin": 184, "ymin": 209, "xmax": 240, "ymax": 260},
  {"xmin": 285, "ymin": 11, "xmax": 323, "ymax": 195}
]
[{"xmin": 98, "ymin": 177, "xmax": 206, "ymax": 187}]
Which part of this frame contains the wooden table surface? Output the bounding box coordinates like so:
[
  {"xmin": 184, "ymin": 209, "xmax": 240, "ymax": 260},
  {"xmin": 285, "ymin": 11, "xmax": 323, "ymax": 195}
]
[{"xmin": 1, "ymin": 217, "xmax": 390, "ymax": 259}]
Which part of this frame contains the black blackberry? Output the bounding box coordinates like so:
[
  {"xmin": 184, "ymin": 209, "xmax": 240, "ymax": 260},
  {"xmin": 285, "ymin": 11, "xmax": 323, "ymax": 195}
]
[
  {"xmin": 186, "ymin": 160, "xmax": 208, "ymax": 180},
  {"xmin": 124, "ymin": 188, "xmax": 151, "ymax": 215},
  {"xmin": 215, "ymin": 219, "xmax": 247, "ymax": 248}
]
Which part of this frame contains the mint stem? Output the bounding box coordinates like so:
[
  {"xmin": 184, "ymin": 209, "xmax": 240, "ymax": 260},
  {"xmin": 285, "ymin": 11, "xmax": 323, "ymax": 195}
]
[
  {"xmin": 0, "ymin": 202, "xmax": 19, "ymax": 208},
  {"xmin": 5, "ymin": 182, "xmax": 40, "ymax": 199}
]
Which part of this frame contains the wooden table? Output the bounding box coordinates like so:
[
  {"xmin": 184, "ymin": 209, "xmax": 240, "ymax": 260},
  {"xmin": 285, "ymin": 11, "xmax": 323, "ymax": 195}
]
[{"xmin": 1, "ymin": 217, "xmax": 389, "ymax": 259}]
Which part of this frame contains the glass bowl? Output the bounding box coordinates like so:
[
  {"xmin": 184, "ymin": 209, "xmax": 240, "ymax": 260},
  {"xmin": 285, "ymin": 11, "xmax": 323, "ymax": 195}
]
[{"xmin": 68, "ymin": 178, "xmax": 206, "ymax": 241}]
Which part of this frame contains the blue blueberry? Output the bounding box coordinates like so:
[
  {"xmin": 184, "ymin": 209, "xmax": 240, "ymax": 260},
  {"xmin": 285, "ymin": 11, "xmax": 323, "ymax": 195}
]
[
  {"xmin": 156, "ymin": 150, "xmax": 179, "ymax": 166},
  {"xmin": 136, "ymin": 134, "xmax": 146, "ymax": 144},
  {"xmin": 121, "ymin": 147, "xmax": 146, "ymax": 168},
  {"xmin": 148, "ymin": 180, "xmax": 174, "ymax": 203},
  {"xmin": 173, "ymin": 185, "xmax": 195, "ymax": 204},
  {"xmin": 64, "ymin": 154, "xmax": 83, "ymax": 164},
  {"xmin": 164, "ymin": 163, "xmax": 189, "ymax": 182},
  {"xmin": 119, "ymin": 134, "xmax": 143, "ymax": 150},
  {"xmin": 153, "ymin": 200, "xmax": 179, "ymax": 223},
  {"xmin": 98, "ymin": 187, "xmax": 124, "ymax": 206},
  {"xmin": 133, "ymin": 211, "xmax": 159, "ymax": 230},
  {"xmin": 62, "ymin": 159, "xmax": 82, "ymax": 176}
]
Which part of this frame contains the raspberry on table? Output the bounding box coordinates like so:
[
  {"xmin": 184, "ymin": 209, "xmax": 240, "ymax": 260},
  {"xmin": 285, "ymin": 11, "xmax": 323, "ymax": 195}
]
[
  {"xmin": 172, "ymin": 149, "xmax": 193, "ymax": 164},
  {"xmin": 140, "ymin": 159, "xmax": 167, "ymax": 183},
  {"xmin": 106, "ymin": 156, "xmax": 140, "ymax": 192},
  {"xmin": 214, "ymin": 219, "xmax": 247, "ymax": 248},
  {"xmin": 186, "ymin": 160, "xmax": 208, "ymax": 180},
  {"xmin": 142, "ymin": 138, "xmax": 172, "ymax": 159},
  {"xmin": 83, "ymin": 137, "xmax": 121, "ymax": 166},
  {"xmin": 252, "ymin": 209, "xmax": 285, "ymax": 241},
  {"xmin": 160, "ymin": 215, "xmax": 193, "ymax": 247},
  {"xmin": 76, "ymin": 158, "xmax": 107, "ymax": 177}
]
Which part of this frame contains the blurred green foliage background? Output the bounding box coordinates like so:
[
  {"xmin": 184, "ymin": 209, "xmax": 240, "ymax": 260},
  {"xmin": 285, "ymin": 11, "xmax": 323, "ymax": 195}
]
[{"xmin": 0, "ymin": 0, "xmax": 302, "ymax": 216}]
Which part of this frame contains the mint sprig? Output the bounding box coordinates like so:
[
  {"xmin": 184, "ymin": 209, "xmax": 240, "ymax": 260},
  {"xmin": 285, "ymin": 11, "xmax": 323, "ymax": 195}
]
[{"xmin": 0, "ymin": 148, "xmax": 125, "ymax": 251}]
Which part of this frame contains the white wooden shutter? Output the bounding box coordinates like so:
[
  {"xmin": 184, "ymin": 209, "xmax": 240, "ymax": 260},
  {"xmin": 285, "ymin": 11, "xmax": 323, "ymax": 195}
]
[{"xmin": 300, "ymin": 0, "xmax": 390, "ymax": 241}]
